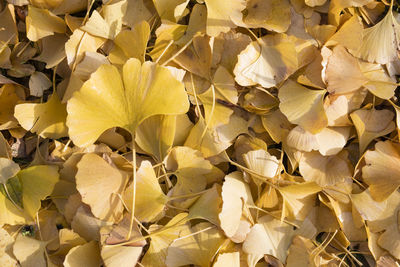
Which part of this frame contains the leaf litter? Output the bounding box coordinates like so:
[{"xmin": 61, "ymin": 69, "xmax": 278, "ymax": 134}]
[{"xmin": 1, "ymin": 0, "xmax": 400, "ymax": 266}]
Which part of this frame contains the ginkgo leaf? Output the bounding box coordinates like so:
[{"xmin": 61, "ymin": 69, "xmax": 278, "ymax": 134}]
[
  {"xmin": 67, "ymin": 58, "xmax": 189, "ymax": 147},
  {"xmin": 188, "ymin": 184, "xmax": 222, "ymax": 226},
  {"xmin": 360, "ymin": 61, "xmax": 397, "ymax": 100},
  {"xmin": 0, "ymin": 4, "xmax": 18, "ymax": 44},
  {"xmin": 219, "ymin": 172, "xmax": 254, "ymax": 238},
  {"xmin": 18, "ymin": 165, "xmax": 59, "ymax": 219},
  {"xmin": 299, "ymin": 151, "xmax": 352, "ymax": 187},
  {"xmin": 242, "ymin": 214, "xmax": 295, "ymax": 263},
  {"xmin": 243, "ymin": 149, "xmax": 280, "ymax": 185},
  {"xmin": 279, "ymin": 182, "xmax": 321, "ymax": 220},
  {"xmin": 325, "ymin": 15, "xmax": 363, "ymax": 53},
  {"xmin": 0, "ymin": 189, "xmax": 27, "ymax": 226},
  {"xmin": 29, "ymin": 72, "xmax": 52, "ymax": 97},
  {"xmin": 123, "ymin": 160, "xmax": 167, "ymax": 222},
  {"xmin": 350, "ymin": 108, "xmax": 395, "ymax": 154},
  {"xmin": 0, "ymin": 158, "xmax": 20, "ymax": 184},
  {"xmin": 101, "ymin": 245, "xmax": 143, "ymax": 267},
  {"xmin": 326, "ymin": 45, "xmax": 368, "ymax": 95},
  {"xmin": 165, "ymin": 222, "xmax": 226, "ymax": 267},
  {"xmin": 65, "ymin": 29, "xmax": 105, "ymax": 67},
  {"xmin": 80, "ymin": 6, "xmax": 124, "ymax": 40},
  {"xmin": 286, "ymin": 235, "xmax": 320, "ymax": 267},
  {"xmin": 136, "ymin": 114, "xmax": 192, "ymax": 162},
  {"xmin": 351, "ymin": 189, "xmax": 387, "ymax": 221},
  {"xmin": 13, "ymin": 234, "xmax": 48, "ymax": 267},
  {"xmin": 0, "ymin": 84, "xmax": 24, "ymax": 129},
  {"xmin": 109, "ymin": 21, "xmax": 150, "ymax": 64},
  {"xmin": 64, "ymin": 241, "xmax": 101, "ymax": 267},
  {"xmin": 0, "ymin": 228, "xmax": 18, "ymax": 267},
  {"xmin": 204, "ymin": 0, "xmax": 246, "ymax": 37},
  {"xmin": 14, "ymin": 93, "xmax": 68, "ymax": 139},
  {"xmin": 152, "ymin": 0, "xmax": 189, "ymax": 22},
  {"xmin": 367, "ymin": 191, "xmax": 400, "ymax": 259},
  {"xmin": 244, "ymin": 0, "xmax": 291, "ymax": 33},
  {"xmin": 234, "ymin": 34, "xmax": 298, "ymax": 88},
  {"xmin": 355, "ymin": 3, "xmax": 400, "ymax": 64},
  {"xmin": 214, "ymin": 252, "xmax": 240, "ymax": 267},
  {"xmin": 141, "ymin": 213, "xmax": 189, "ymax": 267},
  {"xmin": 26, "ymin": 6, "xmax": 66, "ymax": 42},
  {"xmin": 164, "ymin": 146, "xmax": 211, "ymax": 208},
  {"xmin": 363, "ymin": 141, "xmax": 400, "ymax": 202},
  {"xmin": 279, "ymin": 80, "xmax": 327, "ymax": 133},
  {"xmin": 76, "ymin": 153, "xmax": 127, "ymax": 222}
]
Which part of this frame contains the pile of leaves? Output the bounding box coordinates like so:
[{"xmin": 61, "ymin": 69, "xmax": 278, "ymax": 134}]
[{"xmin": 1, "ymin": 0, "xmax": 400, "ymax": 266}]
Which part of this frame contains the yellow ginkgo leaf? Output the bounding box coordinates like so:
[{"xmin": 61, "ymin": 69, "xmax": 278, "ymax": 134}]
[
  {"xmin": 76, "ymin": 153, "xmax": 127, "ymax": 222},
  {"xmin": 234, "ymin": 34, "xmax": 298, "ymax": 88},
  {"xmin": 299, "ymin": 151, "xmax": 352, "ymax": 187},
  {"xmin": 81, "ymin": 0, "xmax": 126, "ymax": 40},
  {"xmin": 18, "ymin": 165, "xmax": 59, "ymax": 219},
  {"xmin": 214, "ymin": 252, "xmax": 240, "ymax": 267},
  {"xmin": 29, "ymin": 72, "xmax": 52, "ymax": 97},
  {"xmin": 67, "ymin": 58, "xmax": 189, "ymax": 147},
  {"xmin": 152, "ymin": 0, "xmax": 189, "ymax": 22},
  {"xmin": 360, "ymin": 61, "xmax": 397, "ymax": 100},
  {"xmin": 109, "ymin": 20, "xmax": 150, "ymax": 64},
  {"xmin": 123, "ymin": 160, "xmax": 167, "ymax": 222},
  {"xmin": 0, "ymin": 84, "xmax": 24, "ymax": 130},
  {"xmin": 34, "ymin": 34, "xmax": 68, "ymax": 69},
  {"xmin": 0, "ymin": 4, "xmax": 18, "ymax": 44},
  {"xmin": 326, "ymin": 45, "xmax": 368, "ymax": 95},
  {"xmin": 141, "ymin": 213, "xmax": 189, "ymax": 267},
  {"xmin": 184, "ymin": 115, "xmax": 248, "ymax": 158},
  {"xmin": 363, "ymin": 141, "xmax": 400, "ymax": 202},
  {"xmin": 136, "ymin": 114, "xmax": 192, "ymax": 162},
  {"xmin": 279, "ymin": 182, "xmax": 321, "ymax": 221},
  {"xmin": 165, "ymin": 222, "xmax": 226, "ymax": 267},
  {"xmin": 204, "ymin": 0, "xmax": 246, "ymax": 37},
  {"xmin": 64, "ymin": 241, "xmax": 101, "ymax": 267},
  {"xmin": 26, "ymin": 6, "xmax": 66, "ymax": 42},
  {"xmin": 244, "ymin": 0, "xmax": 291, "ymax": 33},
  {"xmin": 13, "ymin": 234, "xmax": 48, "ymax": 267},
  {"xmin": 243, "ymin": 149, "xmax": 280, "ymax": 185},
  {"xmin": 188, "ymin": 184, "xmax": 222, "ymax": 226},
  {"xmin": 0, "ymin": 158, "xmax": 19, "ymax": 184},
  {"xmin": 351, "ymin": 189, "xmax": 387, "ymax": 221},
  {"xmin": 355, "ymin": 3, "xmax": 400, "ymax": 64},
  {"xmin": 198, "ymin": 66, "xmax": 238, "ymax": 127},
  {"xmin": 0, "ymin": 228, "xmax": 18, "ymax": 267},
  {"xmin": 325, "ymin": 15, "xmax": 363, "ymax": 53},
  {"xmin": 367, "ymin": 191, "xmax": 400, "ymax": 259},
  {"xmin": 286, "ymin": 235, "xmax": 321, "ymax": 267},
  {"xmin": 0, "ymin": 189, "xmax": 27, "ymax": 226},
  {"xmin": 279, "ymin": 80, "xmax": 327, "ymax": 133},
  {"xmin": 242, "ymin": 214, "xmax": 295, "ymax": 263},
  {"xmin": 164, "ymin": 146, "xmax": 211, "ymax": 208},
  {"xmin": 350, "ymin": 108, "xmax": 395, "ymax": 154},
  {"xmin": 219, "ymin": 172, "xmax": 254, "ymax": 238},
  {"xmin": 101, "ymin": 245, "xmax": 143, "ymax": 267},
  {"xmin": 14, "ymin": 93, "xmax": 68, "ymax": 139},
  {"xmin": 65, "ymin": 29, "xmax": 105, "ymax": 67}
]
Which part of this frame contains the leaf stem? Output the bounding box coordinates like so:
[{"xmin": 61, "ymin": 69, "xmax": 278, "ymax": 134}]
[{"xmin": 127, "ymin": 135, "xmax": 137, "ymax": 240}]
